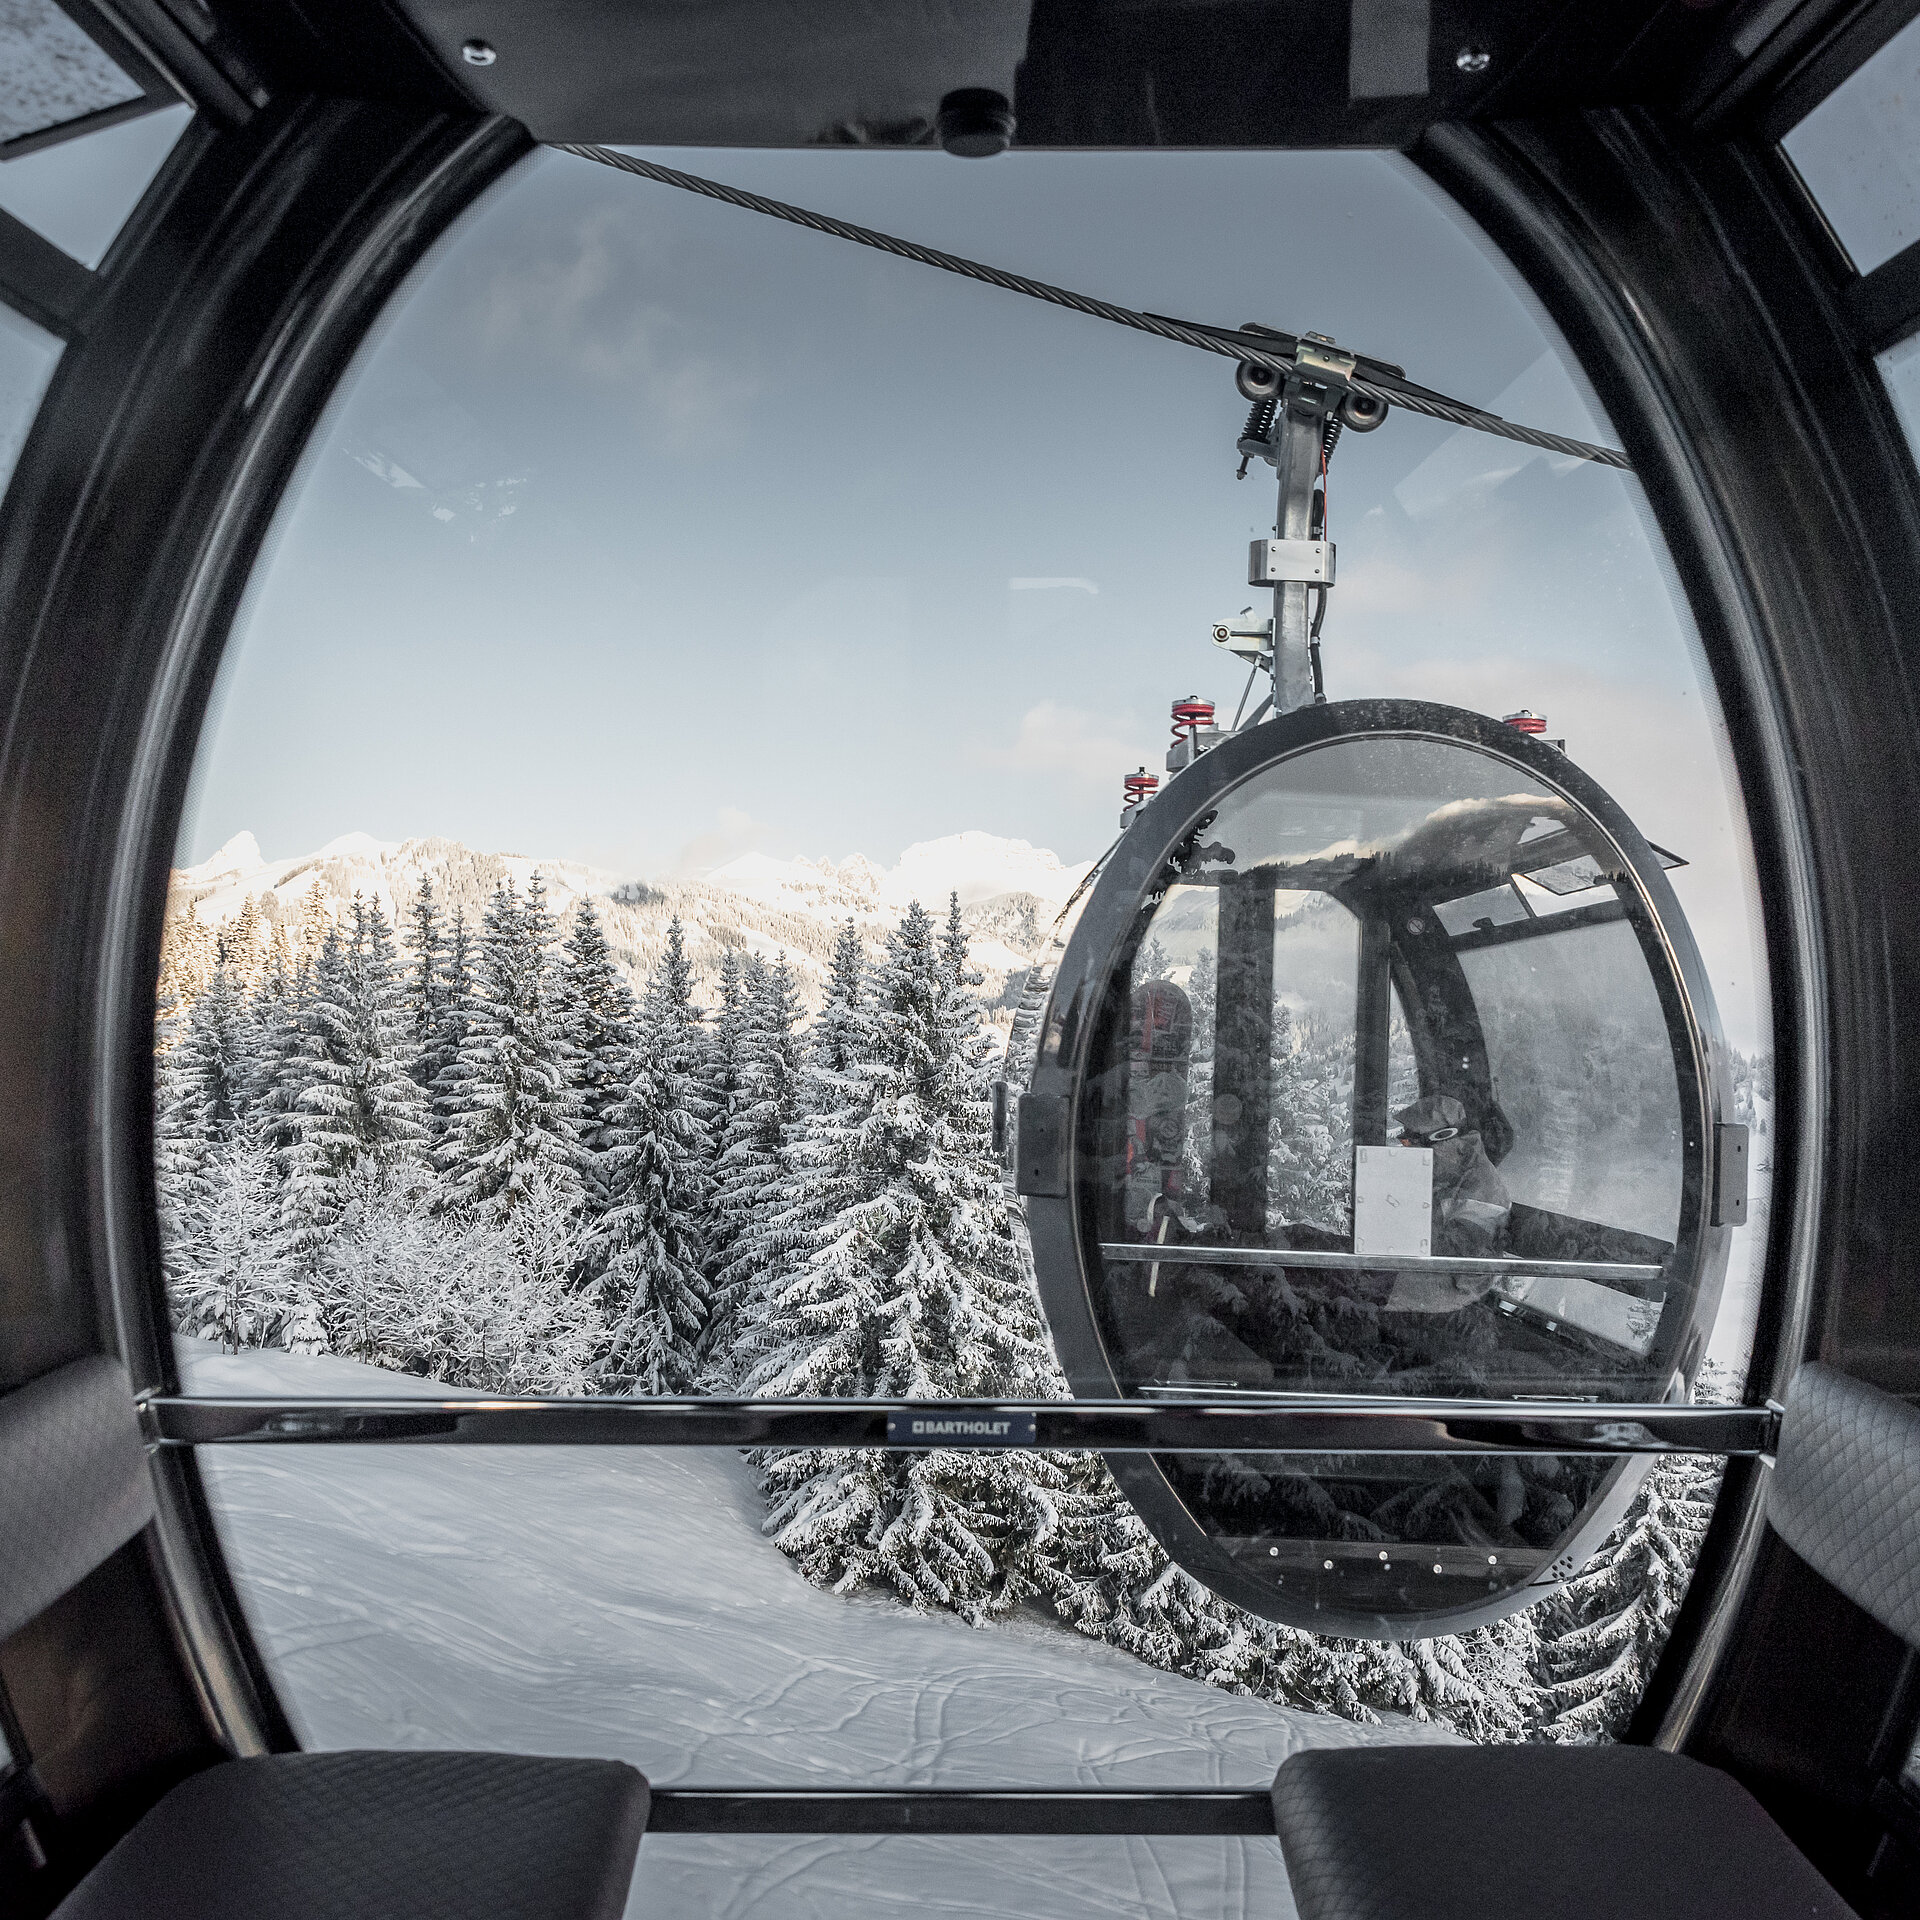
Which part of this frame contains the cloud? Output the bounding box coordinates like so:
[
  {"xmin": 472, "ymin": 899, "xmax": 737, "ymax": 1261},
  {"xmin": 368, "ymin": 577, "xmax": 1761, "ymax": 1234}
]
[
  {"xmin": 984, "ymin": 701, "xmax": 1142, "ymax": 785},
  {"xmin": 467, "ymin": 203, "xmax": 755, "ymax": 450},
  {"xmin": 1009, "ymin": 577, "xmax": 1099, "ymax": 594},
  {"xmin": 671, "ymin": 806, "xmax": 766, "ymax": 878}
]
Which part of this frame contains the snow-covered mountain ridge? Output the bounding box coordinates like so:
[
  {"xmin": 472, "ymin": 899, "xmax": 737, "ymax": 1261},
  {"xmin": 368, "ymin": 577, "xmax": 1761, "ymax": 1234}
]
[{"xmin": 164, "ymin": 828, "xmax": 1093, "ymax": 1024}]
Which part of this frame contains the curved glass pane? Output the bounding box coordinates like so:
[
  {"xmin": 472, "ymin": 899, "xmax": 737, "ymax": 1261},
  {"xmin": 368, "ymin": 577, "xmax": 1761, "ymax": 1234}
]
[{"xmin": 162, "ymin": 140, "xmax": 1770, "ymax": 1808}]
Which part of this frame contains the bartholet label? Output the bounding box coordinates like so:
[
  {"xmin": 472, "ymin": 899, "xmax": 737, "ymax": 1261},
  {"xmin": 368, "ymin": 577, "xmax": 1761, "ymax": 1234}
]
[{"xmin": 886, "ymin": 1410, "xmax": 1038, "ymax": 1448}]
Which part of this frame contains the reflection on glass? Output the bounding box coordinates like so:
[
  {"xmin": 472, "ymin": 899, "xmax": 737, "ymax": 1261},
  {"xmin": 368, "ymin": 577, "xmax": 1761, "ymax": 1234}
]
[
  {"xmin": 1879, "ymin": 329, "xmax": 1920, "ymax": 464},
  {"xmin": 0, "ymin": 101, "xmax": 190, "ymax": 267},
  {"xmin": 1080, "ymin": 732, "xmax": 1702, "ymax": 1623},
  {"xmin": 0, "ymin": 300, "xmax": 62, "ymax": 494},
  {"xmin": 1780, "ymin": 11, "xmax": 1920, "ymax": 275}
]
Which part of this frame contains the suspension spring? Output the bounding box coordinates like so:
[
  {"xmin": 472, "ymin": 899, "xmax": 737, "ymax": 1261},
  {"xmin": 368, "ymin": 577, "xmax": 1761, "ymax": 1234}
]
[{"xmin": 1170, "ymin": 696, "xmax": 1216, "ymax": 746}]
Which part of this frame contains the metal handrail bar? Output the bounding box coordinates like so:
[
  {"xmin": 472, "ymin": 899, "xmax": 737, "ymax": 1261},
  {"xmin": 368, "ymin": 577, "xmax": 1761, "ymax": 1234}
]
[
  {"xmin": 1099, "ymin": 1243, "xmax": 1666, "ymax": 1284},
  {"xmin": 141, "ymin": 1394, "xmax": 1776, "ymax": 1457}
]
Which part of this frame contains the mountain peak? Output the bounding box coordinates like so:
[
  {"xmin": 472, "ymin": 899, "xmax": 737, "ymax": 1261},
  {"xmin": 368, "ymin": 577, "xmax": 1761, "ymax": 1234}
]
[
  {"xmin": 316, "ymin": 831, "xmax": 400, "ymax": 862},
  {"xmin": 180, "ymin": 830, "xmax": 264, "ymax": 884}
]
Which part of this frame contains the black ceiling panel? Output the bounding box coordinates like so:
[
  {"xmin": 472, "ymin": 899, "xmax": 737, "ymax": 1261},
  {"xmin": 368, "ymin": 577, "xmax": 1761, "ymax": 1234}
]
[{"xmin": 168, "ymin": 0, "xmax": 1833, "ymax": 149}]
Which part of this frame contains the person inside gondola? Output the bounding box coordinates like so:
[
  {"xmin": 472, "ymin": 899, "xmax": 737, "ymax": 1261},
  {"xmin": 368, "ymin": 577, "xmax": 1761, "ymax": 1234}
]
[
  {"xmin": 1393, "ymin": 1092, "xmax": 1512, "ymax": 1254},
  {"xmin": 1382, "ymin": 1094, "xmax": 1515, "ymax": 1320}
]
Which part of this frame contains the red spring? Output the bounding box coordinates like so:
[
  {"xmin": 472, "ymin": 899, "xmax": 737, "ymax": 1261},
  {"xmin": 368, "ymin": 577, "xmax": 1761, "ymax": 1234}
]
[
  {"xmin": 1170, "ymin": 695, "xmax": 1216, "ymax": 745},
  {"xmin": 1503, "ymin": 710, "xmax": 1548, "ymax": 734},
  {"xmin": 1123, "ymin": 767, "xmax": 1160, "ymax": 812}
]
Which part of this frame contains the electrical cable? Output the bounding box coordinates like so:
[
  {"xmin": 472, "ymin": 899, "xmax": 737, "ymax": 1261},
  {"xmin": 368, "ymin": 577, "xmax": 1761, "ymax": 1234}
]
[{"xmin": 552, "ymin": 144, "xmax": 1633, "ymax": 472}]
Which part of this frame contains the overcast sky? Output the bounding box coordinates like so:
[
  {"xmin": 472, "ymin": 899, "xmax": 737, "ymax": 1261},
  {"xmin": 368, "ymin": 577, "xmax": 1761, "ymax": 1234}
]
[{"xmin": 156, "ymin": 142, "xmax": 1769, "ymax": 1050}]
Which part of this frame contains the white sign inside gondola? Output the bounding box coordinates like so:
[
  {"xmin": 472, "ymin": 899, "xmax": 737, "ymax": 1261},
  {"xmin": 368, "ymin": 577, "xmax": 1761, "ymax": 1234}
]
[{"xmin": 1352, "ymin": 1145, "xmax": 1433, "ymax": 1258}]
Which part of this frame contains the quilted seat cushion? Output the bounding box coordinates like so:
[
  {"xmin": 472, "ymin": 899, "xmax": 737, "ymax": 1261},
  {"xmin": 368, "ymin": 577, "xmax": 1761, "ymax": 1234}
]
[
  {"xmin": 53, "ymin": 1750, "xmax": 649, "ymax": 1920},
  {"xmin": 0, "ymin": 1355, "xmax": 153, "ymax": 1641},
  {"xmin": 1272, "ymin": 1744, "xmax": 1856, "ymax": 1920},
  {"xmin": 1768, "ymin": 1361, "xmax": 1920, "ymax": 1646}
]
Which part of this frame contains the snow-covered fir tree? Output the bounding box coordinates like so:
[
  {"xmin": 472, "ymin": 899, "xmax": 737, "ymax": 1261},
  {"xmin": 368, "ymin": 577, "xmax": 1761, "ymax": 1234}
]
[
  {"xmin": 556, "ymin": 896, "xmax": 637, "ymax": 1213},
  {"xmin": 424, "ymin": 907, "xmax": 473, "ymax": 1139},
  {"xmin": 711, "ymin": 920, "xmax": 866, "ymax": 1390},
  {"xmin": 155, "ymin": 957, "xmax": 253, "ymax": 1203},
  {"xmin": 743, "ymin": 898, "xmax": 1062, "ymax": 1622},
  {"xmin": 281, "ymin": 899, "xmax": 426, "ymax": 1245},
  {"xmin": 700, "ymin": 947, "xmax": 748, "ymax": 1187},
  {"xmin": 403, "ymin": 875, "xmax": 446, "ymax": 1092},
  {"xmin": 704, "ymin": 952, "xmax": 802, "ymax": 1379},
  {"xmin": 438, "ymin": 876, "xmax": 583, "ymax": 1218},
  {"xmin": 1532, "ymin": 1390, "xmax": 1729, "ymax": 1742},
  {"xmin": 809, "ymin": 920, "xmax": 866, "ymax": 1084},
  {"xmin": 166, "ymin": 1137, "xmax": 297, "ymax": 1354},
  {"xmin": 593, "ymin": 1047, "xmax": 708, "ymax": 1393},
  {"xmin": 267, "ymin": 899, "xmax": 428, "ymax": 1349}
]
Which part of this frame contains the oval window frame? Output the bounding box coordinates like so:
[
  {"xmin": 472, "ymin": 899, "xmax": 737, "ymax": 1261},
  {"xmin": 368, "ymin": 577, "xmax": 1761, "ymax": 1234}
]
[{"xmin": 1019, "ymin": 696, "xmax": 1738, "ymax": 1638}]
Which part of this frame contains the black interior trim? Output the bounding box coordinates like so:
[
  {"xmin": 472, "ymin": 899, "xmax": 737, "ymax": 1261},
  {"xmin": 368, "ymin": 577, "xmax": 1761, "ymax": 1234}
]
[
  {"xmin": 1847, "ymin": 239, "xmax": 1920, "ymax": 354},
  {"xmin": 0, "ymin": 213, "xmax": 94, "ymax": 340},
  {"xmin": 646, "ymin": 1788, "xmax": 1276, "ymax": 1835},
  {"xmin": 1756, "ymin": 0, "xmax": 1920, "ymax": 141}
]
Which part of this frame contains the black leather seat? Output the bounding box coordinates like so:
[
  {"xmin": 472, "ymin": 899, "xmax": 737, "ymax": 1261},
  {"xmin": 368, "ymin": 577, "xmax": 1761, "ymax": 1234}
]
[
  {"xmin": 52, "ymin": 1750, "xmax": 650, "ymax": 1920},
  {"xmin": 1271, "ymin": 1743, "xmax": 1854, "ymax": 1920},
  {"xmin": 1271, "ymin": 1363, "xmax": 1920, "ymax": 1920}
]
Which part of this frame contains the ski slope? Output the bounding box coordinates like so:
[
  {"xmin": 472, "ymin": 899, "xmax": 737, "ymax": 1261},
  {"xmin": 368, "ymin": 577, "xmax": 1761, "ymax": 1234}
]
[{"xmin": 183, "ymin": 1341, "xmax": 1456, "ymax": 1918}]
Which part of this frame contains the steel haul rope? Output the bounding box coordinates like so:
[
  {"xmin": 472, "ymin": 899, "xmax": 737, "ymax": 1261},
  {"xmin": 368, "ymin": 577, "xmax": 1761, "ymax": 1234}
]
[{"xmin": 551, "ymin": 142, "xmax": 1633, "ymax": 472}]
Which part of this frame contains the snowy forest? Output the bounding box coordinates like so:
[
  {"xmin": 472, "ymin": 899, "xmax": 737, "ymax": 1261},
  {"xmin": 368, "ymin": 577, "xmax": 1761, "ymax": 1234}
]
[{"xmin": 156, "ymin": 870, "xmax": 1724, "ymax": 1745}]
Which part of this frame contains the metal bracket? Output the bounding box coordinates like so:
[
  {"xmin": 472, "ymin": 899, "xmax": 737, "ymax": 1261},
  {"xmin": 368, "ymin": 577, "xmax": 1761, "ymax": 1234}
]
[
  {"xmin": 1712, "ymin": 1121, "xmax": 1750, "ymax": 1226},
  {"xmin": 1249, "ymin": 538, "xmax": 1335, "ymax": 586},
  {"xmin": 1013, "ymin": 1092, "xmax": 1069, "ymax": 1196},
  {"xmin": 1294, "ymin": 336, "xmax": 1357, "ymax": 389},
  {"xmin": 1234, "ymin": 333, "xmax": 1348, "ymax": 713}
]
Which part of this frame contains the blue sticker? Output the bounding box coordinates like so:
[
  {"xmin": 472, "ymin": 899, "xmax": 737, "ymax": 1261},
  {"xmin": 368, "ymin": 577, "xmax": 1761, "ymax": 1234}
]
[{"xmin": 886, "ymin": 1409, "xmax": 1039, "ymax": 1448}]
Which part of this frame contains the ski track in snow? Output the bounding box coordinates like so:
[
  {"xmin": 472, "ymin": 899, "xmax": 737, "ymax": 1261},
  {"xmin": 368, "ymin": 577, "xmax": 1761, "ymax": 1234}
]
[{"xmin": 183, "ymin": 1341, "xmax": 1456, "ymax": 1918}]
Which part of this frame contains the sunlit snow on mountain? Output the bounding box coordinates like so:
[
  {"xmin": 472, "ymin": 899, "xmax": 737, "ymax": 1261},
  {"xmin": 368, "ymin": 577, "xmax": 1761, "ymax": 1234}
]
[{"xmin": 165, "ymin": 828, "xmax": 1094, "ymax": 1028}]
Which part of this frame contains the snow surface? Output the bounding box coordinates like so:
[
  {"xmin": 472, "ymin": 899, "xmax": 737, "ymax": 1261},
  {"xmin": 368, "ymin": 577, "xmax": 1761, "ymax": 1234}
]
[{"xmin": 182, "ymin": 1341, "xmax": 1454, "ymax": 1917}]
